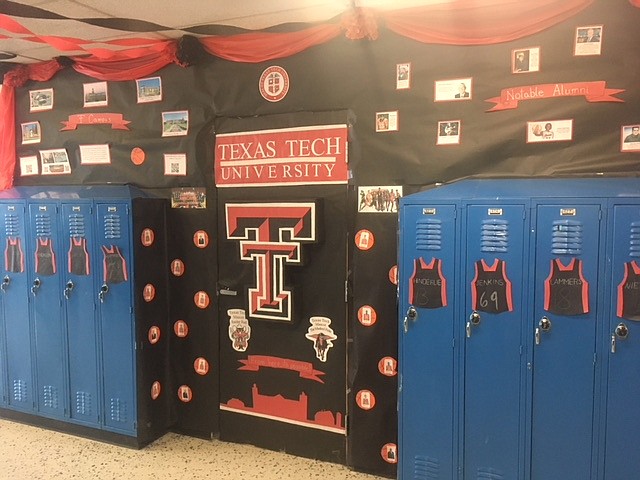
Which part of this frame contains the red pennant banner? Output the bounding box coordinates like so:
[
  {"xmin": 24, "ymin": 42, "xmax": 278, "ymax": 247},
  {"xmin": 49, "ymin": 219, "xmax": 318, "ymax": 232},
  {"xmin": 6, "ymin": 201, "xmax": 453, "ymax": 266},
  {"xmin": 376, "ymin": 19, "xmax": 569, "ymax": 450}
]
[
  {"xmin": 238, "ymin": 355, "xmax": 326, "ymax": 383},
  {"xmin": 60, "ymin": 113, "xmax": 131, "ymax": 130},
  {"xmin": 486, "ymin": 81, "xmax": 624, "ymax": 111}
]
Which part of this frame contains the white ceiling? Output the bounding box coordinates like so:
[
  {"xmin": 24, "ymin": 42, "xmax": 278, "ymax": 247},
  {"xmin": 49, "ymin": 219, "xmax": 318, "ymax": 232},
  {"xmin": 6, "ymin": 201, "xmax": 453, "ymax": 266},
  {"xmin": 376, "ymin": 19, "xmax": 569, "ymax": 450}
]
[{"xmin": 0, "ymin": 0, "xmax": 451, "ymax": 64}]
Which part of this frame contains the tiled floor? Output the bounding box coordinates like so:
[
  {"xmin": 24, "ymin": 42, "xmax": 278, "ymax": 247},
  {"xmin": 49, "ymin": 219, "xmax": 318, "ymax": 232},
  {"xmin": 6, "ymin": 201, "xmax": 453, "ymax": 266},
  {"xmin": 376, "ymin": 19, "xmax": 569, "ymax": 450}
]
[{"xmin": 0, "ymin": 418, "xmax": 388, "ymax": 480}]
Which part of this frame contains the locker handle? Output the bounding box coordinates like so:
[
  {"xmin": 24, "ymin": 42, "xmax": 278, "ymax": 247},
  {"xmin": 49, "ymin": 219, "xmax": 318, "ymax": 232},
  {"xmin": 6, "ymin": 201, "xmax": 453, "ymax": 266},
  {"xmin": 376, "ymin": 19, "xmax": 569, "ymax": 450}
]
[
  {"xmin": 64, "ymin": 280, "xmax": 74, "ymax": 300},
  {"xmin": 403, "ymin": 306, "xmax": 418, "ymax": 334},
  {"xmin": 31, "ymin": 277, "xmax": 41, "ymax": 296},
  {"xmin": 611, "ymin": 334, "xmax": 616, "ymax": 354},
  {"xmin": 466, "ymin": 321, "xmax": 472, "ymax": 338},
  {"xmin": 99, "ymin": 283, "xmax": 109, "ymax": 303},
  {"xmin": 0, "ymin": 275, "xmax": 9, "ymax": 292},
  {"xmin": 535, "ymin": 327, "xmax": 541, "ymax": 345}
]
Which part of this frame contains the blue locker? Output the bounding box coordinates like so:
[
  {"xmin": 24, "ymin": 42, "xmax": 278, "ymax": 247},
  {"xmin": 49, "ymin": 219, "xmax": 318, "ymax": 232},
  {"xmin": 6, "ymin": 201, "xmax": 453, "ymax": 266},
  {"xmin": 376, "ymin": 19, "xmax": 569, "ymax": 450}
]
[
  {"xmin": 61, "ymin": 202, "xmax": 100, "ymax": 426},
  {"xmin": 602, "ymin": 203, "xmax": 640, "ymax": 479},
  {"xmin": 0, "ymin": 201, "xmax": 33, "ymax": 411},
  {"xmin": 462, "ymin": 203, "xmax": 528, "ymax": 479},
  {"xmin": 28, "ymin": 202, "xmax": 67, "ymax": 420},
  {"xmin": 398, "ymin": 204, "xmax": 458, "ymax": 480},
  {"xmin": 95, "ymin": 202, "xmax": 136, "ymax": 434}
]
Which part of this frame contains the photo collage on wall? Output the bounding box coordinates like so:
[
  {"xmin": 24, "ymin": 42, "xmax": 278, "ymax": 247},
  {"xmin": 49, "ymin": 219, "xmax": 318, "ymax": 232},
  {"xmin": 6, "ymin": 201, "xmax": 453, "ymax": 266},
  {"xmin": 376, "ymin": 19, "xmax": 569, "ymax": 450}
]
[{"xmin": 19, "ymin": 76, "xmax": 191, "ymax": 179}]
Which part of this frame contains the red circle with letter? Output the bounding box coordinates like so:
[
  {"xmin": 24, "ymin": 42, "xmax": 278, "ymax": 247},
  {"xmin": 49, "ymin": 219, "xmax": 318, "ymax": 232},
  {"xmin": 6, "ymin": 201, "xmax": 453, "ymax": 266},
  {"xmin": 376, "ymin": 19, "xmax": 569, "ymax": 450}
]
[
  {"xmin": 141, "ymin": 228, "xmax": 154, "ymax": 246},
  {"xmin": 143, "ymin": 284, "xmax": 156, "ymax": 302},
  {"xmin": 194, "ymin": 291, "xmax": 210, "ymax": 309},
  {"xmin": 356, "ymin": 389, "xmax": 376, "ymax": 411},
  {"xmin": 357, "ymin": 305, "xmax": 377, "ymax": 326},
  {"xmin": 194, "ymin": 357, "xmax": 210, "ymax": 376},
  {"xmin": 148, "ymin": 326, "xmax": 160, "ymax": 344},
  {"xmin": 378, "ymin": 356, "xmax": 397, "ymax": 377},
  {"xmin": 178, "ymin": 385, "xmax": 192, "ymax": 403},
  {"xmin": 151, "ymin": 381, "xmax": 161, "ymax": 400},
  {"xmin": 388, "ymin": 265, "xmax": 398, "ymax": 285},
  {"xmin": 131, "ymin": 147, "xmax": 145, "ymax": 165},
  {"xmin": 355, "ymin": 229, "xmax": 375, "ymax": 250},
  {"xmin": 174, "ymin": 320, "xmax": 189, "ymax": 338},
  {"xmin": 381, "ymin": 443, "xmax": 398, "ymax": 464},
  {"xmin": 193, "ymin": 230, "xmax": 209, "ymax": 248},
  {"xmin": 259, "ymin": 66, "xmax": 290, "ymax": 102},
  {"xmin": 171, "ymin": 259, "xmax": 185, "ymax": 277}
]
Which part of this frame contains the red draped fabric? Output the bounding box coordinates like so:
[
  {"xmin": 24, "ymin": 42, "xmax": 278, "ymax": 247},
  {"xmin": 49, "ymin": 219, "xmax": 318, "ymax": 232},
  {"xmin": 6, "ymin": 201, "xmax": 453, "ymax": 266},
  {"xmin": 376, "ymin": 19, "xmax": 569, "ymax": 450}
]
[
  {"xmin": 0, "ymin": 0, "xmax": 601, "ymax": 189},
  {"xmin": 199, "ymin": 24, "xmax": 342, "ymax": 63},
  {"xmin": 630, "ymin": 0, "xmax": 640, "ymax": 6},
  {"xmin": 383, "ymin": 0, "xmax": 594, "ymax": 45}
]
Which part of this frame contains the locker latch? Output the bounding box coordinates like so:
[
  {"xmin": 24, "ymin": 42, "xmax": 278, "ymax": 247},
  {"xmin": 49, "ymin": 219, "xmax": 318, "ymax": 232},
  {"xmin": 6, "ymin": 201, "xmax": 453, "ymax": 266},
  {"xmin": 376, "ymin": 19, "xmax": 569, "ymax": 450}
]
[
  {"xmin": 0, "ymin": 275, "xmax": 9, "ymax": 292},
  {"xmin": 466, "ymin": 311, "xmax": 481, "ymax": 338},
  {"xmin": 535, "ymin": 316, "xmax": 552, "ymax": 345},
  {"xmin": 403, "ymin": 306, "xmax": 418, "ymax": 334},
  {"xmin": 31, "ymin": 277, "xmax": 41, "ymax": 296},
  {"xmin": 64, "ymin": 280, "xmax": 74, "ymax": 300},
  {"xmin": 99, "ymin": 283, "xmax": 109, "ymax": 303},
  {"xmin": 611, "ymin": 323, "xmax": 629, "ymax": 353}
]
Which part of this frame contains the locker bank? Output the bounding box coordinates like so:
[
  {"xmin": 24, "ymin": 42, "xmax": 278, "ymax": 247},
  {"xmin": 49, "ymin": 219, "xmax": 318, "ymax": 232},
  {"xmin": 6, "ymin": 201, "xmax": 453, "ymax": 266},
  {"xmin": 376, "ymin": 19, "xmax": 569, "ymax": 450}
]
[{"xmin": 398, "ymin": 178, "xmax": 640, "ymax": 480}]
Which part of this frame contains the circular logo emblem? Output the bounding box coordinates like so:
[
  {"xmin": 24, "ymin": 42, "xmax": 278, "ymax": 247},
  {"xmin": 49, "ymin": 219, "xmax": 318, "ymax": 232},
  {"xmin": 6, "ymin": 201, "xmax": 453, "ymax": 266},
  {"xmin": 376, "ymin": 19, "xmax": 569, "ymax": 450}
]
[
  {"xmin": 148, "ymin": 326, "xmax": 160, "ymax": 344},
  {"xmin": 143, "ymin": 283, "xmax": 156, "ymax": 302},
  {"xmin": 174, "ymin": 320, "xmax": 189, "ymax": 338},
  {"xmin": 151, "ymin": 381, "xmax": 161, "ymax": 400},
  {"xmin": 131, "ymin": 147, "xmax": 145, "ymax": 165},
  {"xmin": 171, "ymin": 259, "xmax": 185, "ymax": 277},
  {"xmin": 194, "ymin": 357, "xmax": 210, "ymax": 376},
  {"xmin": 378, "ymin": 356, "xmax": 398, "ymax": 377},
  {"xmin": 259, "ymin": 66, "xmax": 290, "ymax": 102},
  {"xmin": 357, "ymin": 305, "xmax": 377, "ymax": 327},
  {"xmin": 381, "ymin": 443, "xmax": 398, "ymax": 464},
  {"xmin": 194, "ymin": 291, "xmax": 210, "ymax": 309},
  {"xmin": 355, "ymin": 229, "xmax": 375, "ymax": 251},
  {"xmin": 178, "ymin": 385, "xmax": 193, "ymax": 403},
  {"xmin": 356, "ymin": 389, "xmax": 376, "ymax": 411},
  {"xmin": 193, "ymin": 230, "xmax": 209, "ymax": 249},
  {"xmin": 388, "ymin": 265, "xmax": 398, "ymax": 285},
  {"xmin": 141, "ymin": 228, "xmax": 155, "ymax": 247}
]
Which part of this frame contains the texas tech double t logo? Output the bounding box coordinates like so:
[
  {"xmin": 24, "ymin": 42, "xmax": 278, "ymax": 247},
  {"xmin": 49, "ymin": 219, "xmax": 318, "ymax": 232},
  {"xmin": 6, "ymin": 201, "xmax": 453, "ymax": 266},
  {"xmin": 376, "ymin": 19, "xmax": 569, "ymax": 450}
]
[{"xmin": 225, "ymin": 202, "xmax": 317, "ymax": 322}]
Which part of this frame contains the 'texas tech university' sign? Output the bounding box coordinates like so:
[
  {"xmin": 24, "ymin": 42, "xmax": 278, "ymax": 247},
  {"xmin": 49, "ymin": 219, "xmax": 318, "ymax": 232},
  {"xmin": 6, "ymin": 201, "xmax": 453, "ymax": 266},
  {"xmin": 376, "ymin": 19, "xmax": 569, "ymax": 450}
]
[{"xmin": 215, "ymin": 124, "xmax": 348, "ymax": 187}]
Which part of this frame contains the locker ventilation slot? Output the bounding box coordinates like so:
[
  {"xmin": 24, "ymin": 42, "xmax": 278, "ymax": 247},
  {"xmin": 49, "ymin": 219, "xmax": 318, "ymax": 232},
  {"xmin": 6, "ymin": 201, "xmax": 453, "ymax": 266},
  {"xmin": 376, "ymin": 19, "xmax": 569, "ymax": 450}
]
[
  {"xmin": 413, "ymin": 455, "xmax": 439, "ymax": 479},
  {"xmin": 416, "ymin": 219, "xmax": 442, "ymax": 251},
  {"xmin": 34, "ymin": 213, "xmax": 52, "ymax": 237},
  {"xmin": 551, "ymin": 220, "xmax": 583, "ymax": 255},
  {"xmin": 476, "ymin": 467, "xmax": 504, "ymax": 480},
  {"xmin": 12, "ymin": 379, "xmax": 27, "ymax": 403},
  {"xmin": 104, "ymin": 214, "xmax": 122, "ymax": 240},
  {"xmin": 42, "ymin": 385, "xmax": 59, "ymax": 409},
  {"xmin": 630, "ymin": 221, "xmax": 640, "ymax": 257},
  {"xmin": 110, "ymin": 398, "xmax": 128, "ymax": 423},
  {"xmin": 481, "ymin": 219, "xmax": 508, "ymax": 253},
  {"xmin": 68, "ymin": 213, "xmax": 86, "ymax": 237},
  {"xmin": 4, "ymin": 213, "xmax": 20, "ymax": 236},
  {"xmin": 75, "ymin": 391, "xmax": 92, "ymax": 416}
]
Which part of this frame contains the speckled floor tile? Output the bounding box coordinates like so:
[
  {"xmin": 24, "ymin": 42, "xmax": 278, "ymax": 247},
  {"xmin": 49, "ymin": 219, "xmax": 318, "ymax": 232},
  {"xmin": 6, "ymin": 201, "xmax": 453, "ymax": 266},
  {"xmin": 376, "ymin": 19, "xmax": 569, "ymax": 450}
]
[{"xmin": 0, "ymin": 419, "xmax": 389, "ymax": 480}]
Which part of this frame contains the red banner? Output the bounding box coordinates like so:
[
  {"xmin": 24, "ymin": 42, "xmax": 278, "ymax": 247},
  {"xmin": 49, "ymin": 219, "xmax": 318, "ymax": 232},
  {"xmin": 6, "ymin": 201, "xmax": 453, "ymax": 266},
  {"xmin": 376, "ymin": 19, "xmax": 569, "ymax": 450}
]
[
  {"xmin": 215, "ymin": 124, "xmax": 348, "ymax": 187},
  {"xmin": 238, "ymin": 355, "xmax": 326, "ymax": 383},
  {"xmin": 60, "ymin": 113, "xmax": 131, "ymax": 130},
  {"xmin": 486, "ymin": 81, "xmax": 624, "ymax": 111}
]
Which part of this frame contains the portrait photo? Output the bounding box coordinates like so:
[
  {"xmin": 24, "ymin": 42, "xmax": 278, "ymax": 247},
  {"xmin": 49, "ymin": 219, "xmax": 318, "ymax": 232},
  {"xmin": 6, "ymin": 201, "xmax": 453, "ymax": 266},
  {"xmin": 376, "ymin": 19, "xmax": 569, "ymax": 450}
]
[
  {"xmin": 434, "ymin": 78, "xmax": 472, "ymax": 102},
  {"xmin": 621, "ymin": 125, "xmax": 640, "ymax": 152}
]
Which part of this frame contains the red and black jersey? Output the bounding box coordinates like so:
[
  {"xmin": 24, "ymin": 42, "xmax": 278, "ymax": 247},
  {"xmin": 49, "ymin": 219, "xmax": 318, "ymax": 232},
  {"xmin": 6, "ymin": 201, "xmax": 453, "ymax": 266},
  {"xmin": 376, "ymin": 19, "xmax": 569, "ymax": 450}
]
[
  {"xmin": 5, "ymin": 237, "xmax": 24, "ymax": 273},
  {"xmin": 68, "ymin": 237, "xmax": 90, "ymax": 276},
  {"xmin": 102, "ymin": 245, "xmax": 128, "ymax": 284},
  {"xmin": 544, "ymin": 258, "xmax": 589, "ymax": 316},
  {"xmin": 35, "ymin": 237, "xmax": 56, "ymax": 276},
  {"xmin": 409, "ymin": 257, "xmax": 447, "ymax": 309},
  {"xmin": 617, "ymin": 260, "xmax": 640, "ymax": 321},
  {"xmin": 471, "ymin": 258, "xmax": 513, "ymax": 314}
]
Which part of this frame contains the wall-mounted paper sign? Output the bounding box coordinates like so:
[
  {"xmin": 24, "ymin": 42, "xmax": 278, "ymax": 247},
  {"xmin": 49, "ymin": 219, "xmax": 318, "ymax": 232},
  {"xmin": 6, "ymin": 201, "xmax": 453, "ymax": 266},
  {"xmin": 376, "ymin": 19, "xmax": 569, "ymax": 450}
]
[{"xmin": 79, "ymin": 144, "xmax": 111, "ymax": 165}]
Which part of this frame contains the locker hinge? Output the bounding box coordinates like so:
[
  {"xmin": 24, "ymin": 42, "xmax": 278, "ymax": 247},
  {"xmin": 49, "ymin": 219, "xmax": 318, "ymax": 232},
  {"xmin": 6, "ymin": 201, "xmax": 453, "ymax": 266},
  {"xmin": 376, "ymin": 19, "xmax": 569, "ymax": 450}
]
[
  {"xmin": 593, "ymin": 352, "xmax": 597, "ymax": 366},
  {"xmin": 344, "ymin": 280, "xmax": 348, "ymax": 303},
  {"xmin": 130, "ymin": 307, "xmax": 133, "ymax": 314},
  {"xmin": 452, "ymin": 337, "xmax": 455, "ymax": 349},
  {"xmin": 520, "ymin": 345, "xmax": 523, "ymax": 355}
]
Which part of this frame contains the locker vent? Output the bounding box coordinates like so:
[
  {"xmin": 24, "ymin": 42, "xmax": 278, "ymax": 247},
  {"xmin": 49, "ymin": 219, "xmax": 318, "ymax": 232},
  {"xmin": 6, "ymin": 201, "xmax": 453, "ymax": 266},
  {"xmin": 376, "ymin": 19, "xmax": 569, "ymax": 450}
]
[
  {"xmin": 413, "ymin": 455, "xmax": 439, "ymax": 479},
  {"xmin": 34, "ymin": 213, "xmax": 52, "ymax": 237},
  {"xmin": 110, "ymin": 398, "xmax": 128, "ymax": 423},
  {"xmin": 630, "ymin": 221, "xmax": 640, "ymax": 257},
  {"xmin": 68, "ymin": 213, "xmax": 86, "ymax": 237},
  {"xmin": 42, "ymin": 385, "xmax": 59, "ymax": 409},
  {"xmin": 481, "ymin": 219, "xmax": 508, "ymax": 253},
  {"xmin": 104, "ymin": 214, "xmax": 122, "ymax": 240},
  {"xmin": 4, "ymin": 213, "xmax": 20, "ymax": 236},
  {"xmin": 75, "ymin": 391, "xmax": 92, "ymax": 416},
  {"xmin": 476, "ymin": 467, "xmax": 504, "ymax": 480},
  {"xmin": 551, "ymin": 220, "xmax": 583, "ymax": 255},
  {"xmin": 12, "ymin": 379, "xmax": 27, "ymax": 403},
  {"xmin": 416, "ymin": 219, "xmax": 442, "ymax": 251}
]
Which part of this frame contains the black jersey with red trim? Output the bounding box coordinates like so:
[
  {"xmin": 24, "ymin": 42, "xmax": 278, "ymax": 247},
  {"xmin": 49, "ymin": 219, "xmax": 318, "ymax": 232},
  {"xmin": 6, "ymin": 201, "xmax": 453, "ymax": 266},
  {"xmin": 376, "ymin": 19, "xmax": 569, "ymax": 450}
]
[
  {"xmin": 68, "ymin": 237, "xmax": 90, "ymax": 276},
  {"xmin": 617, "ymin": 260, "xmax": 640, "ymax": 321},
  {"xmin": 544, "ymin": 258, "xmax": 589, "ymax": 316},
  {"xmin": 409, "ymin": 257, "xmax": 447, "ymax": 308},
  {"xmin": 35, "ymin": 237, "xmax": 56, "ymax": 276},
  {"xmin": 5, "ymin": 237, "xmax": 24, "ymax": 273},
  {"xmin": 102, "ymin": 245, "xmax": 128, "ymax": 284},
  {"xmin": 471, "ymin": 258, "xmax": 513, "ymax": 314}
]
